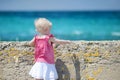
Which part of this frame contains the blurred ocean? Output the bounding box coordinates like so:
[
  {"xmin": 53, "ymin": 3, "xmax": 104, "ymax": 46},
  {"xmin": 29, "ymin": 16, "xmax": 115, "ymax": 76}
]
[{"xmin": 0, "ymin": 11, "xmax": 120, "ymax": 41}]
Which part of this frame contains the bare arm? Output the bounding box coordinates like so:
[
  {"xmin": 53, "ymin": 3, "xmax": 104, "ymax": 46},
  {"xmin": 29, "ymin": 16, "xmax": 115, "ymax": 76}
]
[
  {"xmin": 29, "ymin": 37, "xmax": 35, "ymax": 47},
  {"xmin": 50, "ymin": 37, "xmax": 71, "ymax": 44},
  {"xmin": 23, "ymin": 37, "xmax": 35, "ymax": 47}
]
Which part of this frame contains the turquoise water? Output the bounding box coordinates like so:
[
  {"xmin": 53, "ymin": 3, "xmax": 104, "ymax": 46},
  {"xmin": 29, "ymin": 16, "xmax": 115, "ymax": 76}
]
[{"xmin": 0, "ymin": 11, "xmax": 120, "ymax": 41}]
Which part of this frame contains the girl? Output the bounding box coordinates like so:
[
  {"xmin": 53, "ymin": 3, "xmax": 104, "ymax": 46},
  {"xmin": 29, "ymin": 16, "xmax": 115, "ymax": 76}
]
[{"xmin": 28, "ymin": 18, "xmax": 71, "ymax": 80}]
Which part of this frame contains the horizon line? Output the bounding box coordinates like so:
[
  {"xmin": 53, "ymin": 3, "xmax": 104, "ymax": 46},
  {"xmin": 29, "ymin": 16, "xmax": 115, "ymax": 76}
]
[{"xmin": 0, "ymin": 10, "xmax": 120, "ymax": 12}]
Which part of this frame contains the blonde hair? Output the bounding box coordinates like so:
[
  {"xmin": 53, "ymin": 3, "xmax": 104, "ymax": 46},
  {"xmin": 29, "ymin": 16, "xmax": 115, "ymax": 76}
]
[{"xmin": 34, "ymin": 18, "xmax": 52, "ymax": 30}]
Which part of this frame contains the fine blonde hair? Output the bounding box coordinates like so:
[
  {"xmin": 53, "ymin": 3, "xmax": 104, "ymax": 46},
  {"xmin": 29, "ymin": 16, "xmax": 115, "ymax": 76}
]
[{"xmin": 34, "ymin": 18, "xmax": 52, "ymax": 30}]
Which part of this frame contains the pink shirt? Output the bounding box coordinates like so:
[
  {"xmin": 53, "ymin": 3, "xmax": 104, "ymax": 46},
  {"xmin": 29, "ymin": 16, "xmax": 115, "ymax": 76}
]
[{"xmin": 34, "ymin": 34, "xmax": 55, "ymax": 64}]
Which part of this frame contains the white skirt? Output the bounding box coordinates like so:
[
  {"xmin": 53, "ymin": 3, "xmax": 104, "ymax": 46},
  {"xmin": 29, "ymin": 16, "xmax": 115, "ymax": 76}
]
[{"xmin": 29, "ymin": 62, "xmax": 58, "ymax": 80}]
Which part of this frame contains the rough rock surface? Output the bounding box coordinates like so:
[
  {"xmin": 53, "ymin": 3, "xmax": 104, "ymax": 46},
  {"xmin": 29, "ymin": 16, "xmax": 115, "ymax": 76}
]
[{"xmin": 0, "ymin": 41, "xmax": 120, "ymax": 80}]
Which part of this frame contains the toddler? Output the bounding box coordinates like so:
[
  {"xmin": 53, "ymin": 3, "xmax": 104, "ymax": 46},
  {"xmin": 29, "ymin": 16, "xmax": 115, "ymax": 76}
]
[{"xmin": 28, "ymin": 18, "xmax": 71, "ymax": 80}]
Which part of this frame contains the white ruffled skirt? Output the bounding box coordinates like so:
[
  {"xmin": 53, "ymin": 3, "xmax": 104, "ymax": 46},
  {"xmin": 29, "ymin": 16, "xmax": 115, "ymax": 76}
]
[{"xmin": 29, "ymin": 62, "xmax": 58, "ymax": 80}]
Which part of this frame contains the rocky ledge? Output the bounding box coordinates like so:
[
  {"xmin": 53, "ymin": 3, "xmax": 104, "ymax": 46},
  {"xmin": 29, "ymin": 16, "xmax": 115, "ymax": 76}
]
[{"xmin": 0, "ymin": 41, "xmax": 120, "ymax": 80}]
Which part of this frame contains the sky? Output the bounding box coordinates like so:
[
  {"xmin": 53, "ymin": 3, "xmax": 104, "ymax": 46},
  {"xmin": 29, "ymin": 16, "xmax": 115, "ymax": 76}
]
[{"xmin": 0, "ymin": 0, "xmax": 120, "ymax": 11}]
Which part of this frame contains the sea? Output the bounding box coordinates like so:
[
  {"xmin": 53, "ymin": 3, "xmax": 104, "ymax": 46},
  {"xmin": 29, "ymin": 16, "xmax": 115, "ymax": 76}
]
[{"xmin": 0, "ymin": 11, "xmax": 120, "ymax": 41}]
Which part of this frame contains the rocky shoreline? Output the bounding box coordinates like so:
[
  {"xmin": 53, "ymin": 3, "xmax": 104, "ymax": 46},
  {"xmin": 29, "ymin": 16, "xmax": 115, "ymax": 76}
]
[{"xmin": 0, "ymin": 41, "xmax": 120, "ymax": 80}]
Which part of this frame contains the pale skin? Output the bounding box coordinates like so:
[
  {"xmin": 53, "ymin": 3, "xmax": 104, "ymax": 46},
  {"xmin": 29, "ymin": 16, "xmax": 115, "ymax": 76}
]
[
  {"xmin": 29, "ymin": 20, "xmax": 71, "ymax": 47},
  {"xmin": 28, "ymin": 19, "xmax": 71, "ymax": 80},
  {"xmin": 29, "ymin": 34, "xmax": 71, "ymax": 47}
]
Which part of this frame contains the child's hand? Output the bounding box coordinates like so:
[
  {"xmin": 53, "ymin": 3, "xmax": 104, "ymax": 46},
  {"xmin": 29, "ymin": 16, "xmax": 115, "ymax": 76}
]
[
  {"xmin": 22, "ymin": 42, "xmax": 30, "ymax": 46},
  {"xmin": 66, "ymin": 40, "xmax": 72, "ymax": 44}
]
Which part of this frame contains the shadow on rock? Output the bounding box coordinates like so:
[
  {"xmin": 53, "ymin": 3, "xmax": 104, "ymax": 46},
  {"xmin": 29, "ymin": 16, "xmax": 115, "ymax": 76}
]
[
  {"xmin": 55, "ymin": 59, "xmax": 70, "ymax": 80},
  {"xmin": 71, "ymin": 54, "xmax": 81, "ymax": 80}
]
